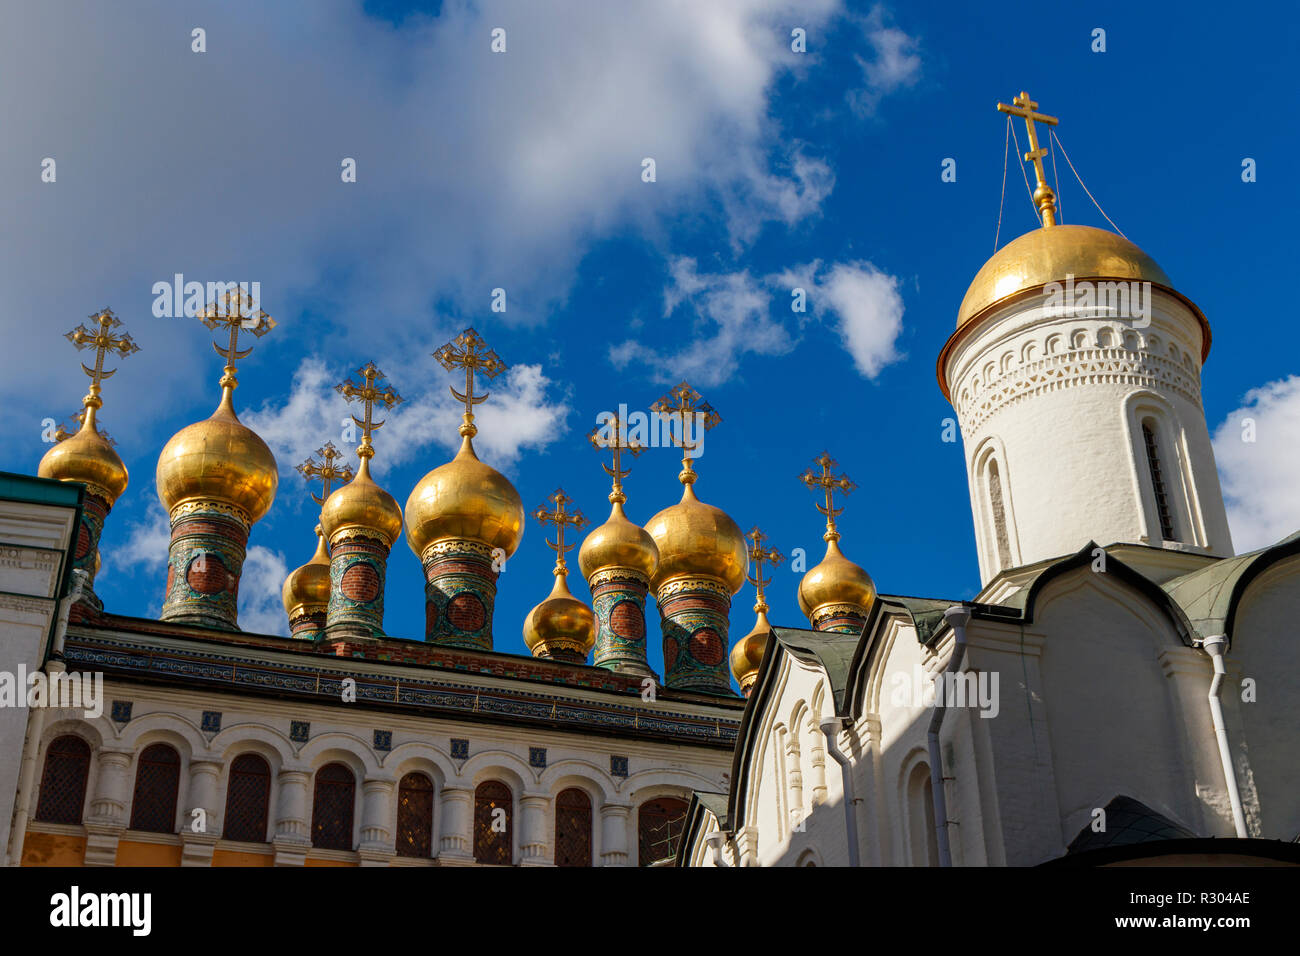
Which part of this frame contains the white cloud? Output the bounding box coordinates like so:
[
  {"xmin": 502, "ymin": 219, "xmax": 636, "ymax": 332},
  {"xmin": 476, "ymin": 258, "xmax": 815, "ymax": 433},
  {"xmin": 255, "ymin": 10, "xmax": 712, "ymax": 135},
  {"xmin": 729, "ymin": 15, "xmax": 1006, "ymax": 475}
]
[
  {"xmin": 610, "ymin": 257, "xmax": 795, "ymax": 386},
  {"xmin": 110, "ymin": 500, "xmax": 172, "ymax": 577},
  {"xmin": 814, "ymin": 260, "xmax": 905, "ymax": 377},
  {"xmin": 1212, "ymin": 375, "xmax": 1300, "ymax": 552},
  {"xmin": 613, "ymin": 257, "xmax": 905, "ymax": 385},
  {"xmin": 244, "ymin": 355, "xmax": 571, "ymax": 497},
  {"xmin": 239, "ymin": 545, "xmax": 290, "ymax": 637},
  {"xmin": 0, "ymin": 0, "xmax": 876, "ymax": 435},
  {"xmin": 847, "ymin": 4, "xmax": 922, "ymax": 118}
]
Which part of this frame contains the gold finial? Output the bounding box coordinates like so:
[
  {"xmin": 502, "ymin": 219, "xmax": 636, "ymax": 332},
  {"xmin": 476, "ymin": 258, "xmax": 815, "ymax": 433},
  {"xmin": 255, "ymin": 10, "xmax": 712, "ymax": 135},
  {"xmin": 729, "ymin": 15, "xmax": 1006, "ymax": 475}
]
[
  {"xmin": 197, "ymin": 287, "xmax": 275, "ymax": 391},
  {"xmin": 64, "ymin": 307, "xmax": 139, "ymax": 419},
  {"xmin": 588, "ymin": 413, "xmax": 646, "ymax": 504},
  {"xmin": 745, "ymin": 526, "xmax": 784, "ymax": 614},
  {"xmin": 997, "ymin": 90, "xmax": 1060, "ymax": 227},
  {"xmin": 433, "ymin": 328, "xmax": 507, "ymax": 438},
  {"xmin": 55, "ymin": 409, "xmax": 116, "ymax": 447},
  {"xmin": 650, "ymin": 381, "xmax": 721, "ymax": 485},
  {"xmin": 297, "ymin": 442, "xmax": 356, "ymax": 505},
  {"xmin": 533, "ymin": 488, "xmax": 588, "ymax": 574},
  {"xmin": 335, "ymin": 363, "xmax": 402, "ymax": 461},
  {"xmin": 800, "ymin": 451, "xmax": 856, "ymax": 542}
]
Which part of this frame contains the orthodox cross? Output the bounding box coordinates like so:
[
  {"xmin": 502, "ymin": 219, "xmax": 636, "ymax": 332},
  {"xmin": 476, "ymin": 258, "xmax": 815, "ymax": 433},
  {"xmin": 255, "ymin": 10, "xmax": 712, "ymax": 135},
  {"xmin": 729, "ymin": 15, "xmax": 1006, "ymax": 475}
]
[
  {"xmin": 297, "ymin": 442, "xmax": 356, "ymax": 505},
  {"xmin": 533, "ymin": 489, "xmax": 588, "ymax": 572},
  {"xmin": 433, "ymin": 328, "xmax": 507, "ymax": 434},
  {"xmin": 587, "ymin": 412, "xmax": 645, "ymax": 503},
  {"xmin": 650, "ymin": 381, "xmax": 721, "ymax": 480},
  {"xmin": 64, "ymin": 307, "xmax": 139, "ymax": 410},
  {"xmin": 799, "ymin": 451, "xmax": 856, "ymax": 540},
  {"xmin": 197, "ymin": 287, "xmax": 275, "ymax": 388},
  {"xmin": 997, "ymin": 90, "xmax": 1059, "ymax": 226},
  {"xmin": 335, "ymin": 363, "xmax": 402, "ymax": 460},
  {"xmin": 745, "ymin": 526, "xmax": 784, "ymax": 612}
]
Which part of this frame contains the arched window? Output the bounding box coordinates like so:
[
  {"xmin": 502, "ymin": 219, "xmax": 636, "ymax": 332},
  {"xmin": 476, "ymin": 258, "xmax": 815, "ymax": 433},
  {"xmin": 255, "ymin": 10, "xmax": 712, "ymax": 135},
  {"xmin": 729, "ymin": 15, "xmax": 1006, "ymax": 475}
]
[
  {"xmin": 906, "ymin": 762, "xmax": 938, "ymax": 867},
  {"xmin": 222, "ymin": 753, "xmax": 271, "ymax": 843},
  {"xmin": 554, "ymin": 788, "xmax": 592, "ymax": 867},
  {"xmin": 1141, "ymin": 420, "xmax": 1178, "ymax": 541},
  {"xmin": 396, "ymin": 772, "xmax": 434, "ymax": 859},
  {"xmin": 637, "ymin": 797, "xmax": 688, "ymax": 866},
  {"xmin": 473, "ymin": 781, "xmax": 513, "ymax": 865},
  {"xmin": 129, "ymin": 743, "xmax": 181, "ymax": 833},
  {"xmin": 310, "ymin": 763, "xmax": 355, "ymax": 851},
  {"xmin": 34, "ymin": 734, "xmax": 91, "ymax": 824},
  {"xmin": 987, "ymin": 459, "xmax": 1012, "ymax": 570}
]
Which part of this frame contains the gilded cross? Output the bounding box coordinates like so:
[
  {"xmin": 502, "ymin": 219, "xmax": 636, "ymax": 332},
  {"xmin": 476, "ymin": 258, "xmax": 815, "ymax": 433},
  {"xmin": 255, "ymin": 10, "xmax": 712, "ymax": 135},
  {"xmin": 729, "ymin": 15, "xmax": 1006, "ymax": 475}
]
[
  {"xmin": 433, "ymin": 328, "xmax": 507, "ymax": 432},
  {"xmin": 533, "ymin": 489, "xmax": 588, "ymax": 571},
  {"xmin": 588, "ymin": 412, "xmax": 645, "ymax": 503},
  {"xmin": 64, "ymin": 308, "xmax": 139, "ymax": 404},
  {"xmin": 745, "ymin": 526, "xmax": 784, "ymax": 612},
  {"xmin": 335, "ymin": 363, "xmax": 402, "ymax": 460},
  {"xmin": 650, "ymin": 381, "xmax": 721, "ymax": 478},
  {"xmin": 297, "ymin": 442, "xmax": 356, "ymax": 505},
  {"xmin": 800, "ymin": 451, "xmax": 856, "ymax": 539},
  {"xmin": 197, "ymin": 287, "xmax": 275, "ymax": 388},
  {"xmin": 997, "ymin": 90, "xmax": 1060, "ymax": 226}
]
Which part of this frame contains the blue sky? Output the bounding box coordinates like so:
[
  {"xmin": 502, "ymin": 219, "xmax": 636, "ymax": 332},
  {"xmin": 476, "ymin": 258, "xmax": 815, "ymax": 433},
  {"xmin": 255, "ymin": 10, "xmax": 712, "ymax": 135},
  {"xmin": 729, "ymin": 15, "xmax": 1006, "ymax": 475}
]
[{"xmin": 3, "ymin": 0, "xmax": 1297, "ymax": 687}]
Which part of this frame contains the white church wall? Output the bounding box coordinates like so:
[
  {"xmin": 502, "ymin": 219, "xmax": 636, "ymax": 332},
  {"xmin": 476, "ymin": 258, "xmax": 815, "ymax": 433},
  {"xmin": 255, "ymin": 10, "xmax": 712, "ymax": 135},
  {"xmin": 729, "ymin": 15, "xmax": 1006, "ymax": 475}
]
[
  {"xmin": 1227, "ymin": 554, "xmax": 1300, "ymax": 841},
  {"xmin": 20, "ymin": 677, "xmax": 729, "ymax": 866},
  {"xmin": 1032, "ymin": 568, "xmax": 1207, "ymax": 851}
]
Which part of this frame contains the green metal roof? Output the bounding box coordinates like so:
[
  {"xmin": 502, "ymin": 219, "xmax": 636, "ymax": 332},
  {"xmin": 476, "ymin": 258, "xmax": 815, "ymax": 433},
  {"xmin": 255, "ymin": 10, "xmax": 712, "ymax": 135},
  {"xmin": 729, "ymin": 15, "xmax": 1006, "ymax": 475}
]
[
  {"xmin": 1162, "ymin": 531, "xmax": 1300, "ymax": 644},
  {"xmin": 0, "ymin": 471, "xmax": 83, "ymax": 509}
]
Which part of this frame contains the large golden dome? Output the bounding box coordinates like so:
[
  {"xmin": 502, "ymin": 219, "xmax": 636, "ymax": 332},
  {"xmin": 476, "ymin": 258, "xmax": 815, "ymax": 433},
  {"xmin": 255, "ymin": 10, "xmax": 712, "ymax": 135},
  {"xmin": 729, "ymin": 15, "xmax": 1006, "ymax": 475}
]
[
  {"xmin": 798, "ymin": 538, "xmax": 876, "ymax": 620},
  {"xmin": 320, "ymin": 457, "xmax": 403, "ymax": 547},
  {"xmin": 404, "ymin": 434, "xmax": 524, "ymax": 559},
  {"xmin": 730, "ymin": 608, "xmax": 771, "ymax": 694},
  {"xmin": 956, "ymin": 224, "xmax": 1173, "ymax": 331},
  {"xmin": 645, "ymin": 480, "xmax": 748, "ymax": 594},
  {"xmin": 39, "ymin": 407, "xmax": 128, "ymax": 503},
  {"xmin": 522, "ymin": 572, "xmax": 596, "ymax": 660},
  {"xmin": 156, "ymin": 388, "xmax": 278, "ymax": 521},
  {"xmin": 281, "ymin": 530, "xmax": 331, "ymax": 620},
  {"xmin": 939, "ymin": 224, "xmax": 1210, "ymax": 399},
  {"xmin": 579, "ymin": 498, "xmax": 659, "ymax": 580}
]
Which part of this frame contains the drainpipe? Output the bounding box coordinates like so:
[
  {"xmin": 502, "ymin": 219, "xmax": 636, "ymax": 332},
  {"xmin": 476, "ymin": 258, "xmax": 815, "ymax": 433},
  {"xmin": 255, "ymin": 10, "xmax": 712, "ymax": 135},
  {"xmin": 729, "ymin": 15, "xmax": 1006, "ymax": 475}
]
[
  {"xmin": 819, "ymin": 717, "xmax": 860, "ymax": 867},
  {"xmin": 929, "ymin": 605, "xmax": 971, "ymax": 867},
  {"xmin": 6, "ymin": 570, "xmax": 87, "ymax": 866},
  {"xmin": 703, "ymin": 831, "xmax": 732, "ymax": 867},
  {"xmin": 1202, "ymin": 634, "xmax": 1248, "ymax": 838}
]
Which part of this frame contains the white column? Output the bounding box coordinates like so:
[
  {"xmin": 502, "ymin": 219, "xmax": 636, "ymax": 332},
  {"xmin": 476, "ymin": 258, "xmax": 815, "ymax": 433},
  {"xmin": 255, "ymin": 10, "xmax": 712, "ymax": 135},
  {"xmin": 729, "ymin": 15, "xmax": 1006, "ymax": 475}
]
[
  {"xmin": 86, "ymin": 748, "xmax": 132, "ymax": 825},
  {"xmin": 271, "ymin": 767, "xmax": 310, "ymax": 865},
  {"xmin": 599, "ymin": 804, "xmax": 631, "ymax": 867},
  {"xmin": 84, "ymin": 748, "xmax": 132, "ymax": 866},
  {"xmin": 438, "ymin": 785, "xmax": 474, "ymax": 863},
  {"xmin": 180, "ymin": 758, "xmax": 222, "ymax": 866},
  {"xmin": 519, "ymin": 793, "xmax": 550, "ymax": 866},
  {"xmin": 358, "ymin": 776, "xmax": 396, "ymax": 864}
]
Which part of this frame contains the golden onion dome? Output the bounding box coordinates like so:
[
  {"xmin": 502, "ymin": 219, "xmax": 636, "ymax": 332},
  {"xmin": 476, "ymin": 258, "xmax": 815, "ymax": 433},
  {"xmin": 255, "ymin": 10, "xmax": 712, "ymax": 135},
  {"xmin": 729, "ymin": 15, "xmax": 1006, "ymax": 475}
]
[
  {"xmin": 940, "ymin": 224, "xmax": 1209, "ymax": 399},
  {"xmin": 39, "ymin": 406, "xmax": 128, "ymax": 504},
  {"xmin": 956, "ymin": 225, "xmax": 1172, "ymax": 330},
  {"xmin": 730, "ymin": 607, "xmax": 771, "ymax": 695},
  {"xmin": 320, "ymin": 456, "xmax": 403, "ymax": 547},
  {"xmin": 578, "ymin": 498, "xmax": 659, "ymax": 581},
  {"xmin": 404, "ymin": 433, "xmax": 524, "ymax": 559},
  {"xmin": 156, "ymin": 387, "xmax": 278, "ymax": 521},
  {"xmin": 522, "ymin": 571, "xmax": 596, "ymax": 660},
  {"xmin": 645, "ymin": 479, "xmax": 748, "ymax": 595},
  {"xmin": 281, "ymin": 529, "xmax": 331, "ymax": 619},
  {"xmin": 798, "ymin": 538, "xmax": 876, "ymax": 621}
]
